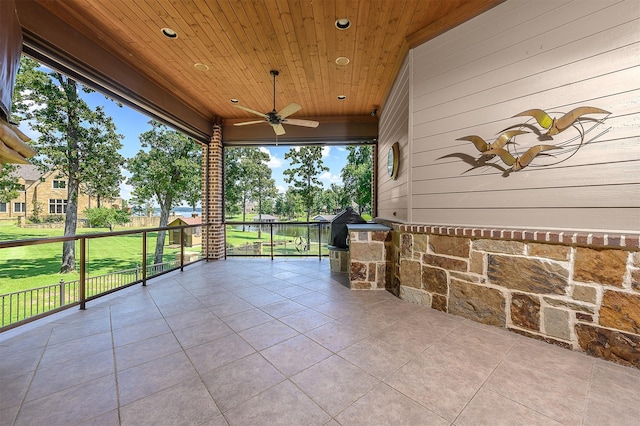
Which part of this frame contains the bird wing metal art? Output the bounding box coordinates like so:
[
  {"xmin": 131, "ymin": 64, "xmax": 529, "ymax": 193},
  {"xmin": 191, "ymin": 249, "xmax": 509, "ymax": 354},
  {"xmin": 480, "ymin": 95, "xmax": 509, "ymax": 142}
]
[
  {"xmin": 513, "ymin": 106, "xmax": 610, "ymax": 136},
  {"xmin": 483, "ymin": 144, "xmax": 560, "ymax": 171},
  {"xmin": 457, "ymin": 130, "xmax": 528, "ymax": 154}
]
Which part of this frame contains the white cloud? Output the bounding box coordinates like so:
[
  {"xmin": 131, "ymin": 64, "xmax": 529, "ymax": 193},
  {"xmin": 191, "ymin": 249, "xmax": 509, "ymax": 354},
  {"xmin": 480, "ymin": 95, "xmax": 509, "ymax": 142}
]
[
  {"xmin": 319, "ymin": 171, "xmax": 342, "ymax": 186},
  {"xmin": 276, "ymin": 185, "xmax": 286, "ymax": 193},
  {"xmin": 260, "ymin": 147, "xmax": 283, "ymax": 168},
  {"xmin": 322, "ymin": 146, "xmax": 331, "ymax": 158}
]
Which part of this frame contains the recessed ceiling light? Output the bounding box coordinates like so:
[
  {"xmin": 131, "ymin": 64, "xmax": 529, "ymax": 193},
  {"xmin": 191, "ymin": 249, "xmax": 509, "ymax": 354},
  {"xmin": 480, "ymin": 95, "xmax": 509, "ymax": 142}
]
[
  {"xmin": 335, "ymin": 57, "xmax": 350, "ymax": 66},
  {"xmin": 337, "ymin": 95, "xmax": 347, "ymax": 100},
  {"xmin": 194, "ymin": 63, "xmax": 209, "ymax": 71},
  {"xmin": 161, "ymin": 28, "xmax": 177, "ymax": 38},
  {"xmin": 230, "ymin": 99, "xmax": 239, "ymax": 103},
  {"xmin": 335, "ymin": 18, "xmax": 351, "ymax": 30}
]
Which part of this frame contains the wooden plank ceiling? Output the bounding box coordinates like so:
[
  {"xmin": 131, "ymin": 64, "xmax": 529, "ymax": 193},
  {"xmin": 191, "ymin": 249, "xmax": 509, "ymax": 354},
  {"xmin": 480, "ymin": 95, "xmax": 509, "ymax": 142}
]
[{"xmin": 21, "ymin": 0, "xmax": 502, "ymax": 140}]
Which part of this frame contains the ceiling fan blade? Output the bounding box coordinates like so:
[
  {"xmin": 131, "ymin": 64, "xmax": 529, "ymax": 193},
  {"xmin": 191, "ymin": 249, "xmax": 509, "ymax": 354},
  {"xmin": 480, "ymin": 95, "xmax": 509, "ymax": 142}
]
[
  {"xmin": 277, "ymin": 103, "xmax": 302, "ymax": 119},
  {"xmin": 233, "ymin": 120, "xmax": 265, "ymax": 126},
  {"xmin": 234, "ymin": 104, "xmax": 268, "ymax": 118},
  {"xmin": 273, "ymin": 123, "xmax": 286, "ymax": 135},
  {"xmin": 282, "ymin": 118, "xmax": 319, "ymax": 128}
]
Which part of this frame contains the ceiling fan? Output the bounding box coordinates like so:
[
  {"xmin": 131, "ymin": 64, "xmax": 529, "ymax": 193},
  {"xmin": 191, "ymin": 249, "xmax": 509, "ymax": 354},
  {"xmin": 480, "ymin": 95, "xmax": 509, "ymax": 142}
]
[{"xmin": 233, "ymin": 70, "xmax": 319, "ymax": 135}]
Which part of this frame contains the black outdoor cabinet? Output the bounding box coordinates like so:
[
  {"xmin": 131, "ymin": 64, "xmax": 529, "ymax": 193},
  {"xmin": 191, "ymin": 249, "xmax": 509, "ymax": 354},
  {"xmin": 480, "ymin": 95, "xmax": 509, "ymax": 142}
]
[{"xmin": 329, "ymin": 207, "xmax": 367, "ymax": 249}]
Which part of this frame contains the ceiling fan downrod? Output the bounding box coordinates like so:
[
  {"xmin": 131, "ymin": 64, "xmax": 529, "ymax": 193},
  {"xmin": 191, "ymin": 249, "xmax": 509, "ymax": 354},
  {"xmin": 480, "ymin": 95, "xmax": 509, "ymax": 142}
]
[{"xmin": 270, "ymin": 70, "xmax": 279, "ymax": 113}]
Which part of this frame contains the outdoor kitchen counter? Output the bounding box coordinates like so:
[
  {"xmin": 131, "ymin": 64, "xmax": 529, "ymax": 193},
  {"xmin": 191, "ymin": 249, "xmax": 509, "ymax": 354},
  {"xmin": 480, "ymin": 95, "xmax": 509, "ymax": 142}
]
[{"xmin": 345, "ymin": 223, "xmax": 392, "ymax": 290}]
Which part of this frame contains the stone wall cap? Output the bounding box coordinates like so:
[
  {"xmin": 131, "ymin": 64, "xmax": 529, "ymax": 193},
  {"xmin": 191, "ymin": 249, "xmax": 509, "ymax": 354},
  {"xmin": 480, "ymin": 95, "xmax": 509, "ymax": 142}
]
[{"xmin": 347, "ymin": 224, "xmax": 392, "ymax": 232}]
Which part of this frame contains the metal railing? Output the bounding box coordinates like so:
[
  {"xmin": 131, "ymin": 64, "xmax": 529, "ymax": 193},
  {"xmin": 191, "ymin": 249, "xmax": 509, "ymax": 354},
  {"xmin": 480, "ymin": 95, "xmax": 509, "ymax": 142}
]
[
  {"xmin": 0, "ymin": 223, "xmax": 207, "ymax": 330},
  {"xmin": 225, "ymin": 221, "xmax": 330, "ymax": 259}
]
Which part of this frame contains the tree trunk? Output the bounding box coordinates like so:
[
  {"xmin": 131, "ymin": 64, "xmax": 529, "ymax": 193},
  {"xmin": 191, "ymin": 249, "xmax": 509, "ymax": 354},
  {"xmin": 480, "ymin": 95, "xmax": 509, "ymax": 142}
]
[
  {"xmin": 60, "ymin": 177, "xmax": 79, "ymax": 273},
  {"xmin": 154, "ymin": 198, "xmax": 171, "ymax": 265}
]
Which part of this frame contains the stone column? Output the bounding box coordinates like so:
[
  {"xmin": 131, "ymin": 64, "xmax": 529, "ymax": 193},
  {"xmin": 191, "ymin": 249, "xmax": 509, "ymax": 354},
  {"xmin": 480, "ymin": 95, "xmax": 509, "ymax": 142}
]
[{"xmin": 202, "ymin": 121, "xmax": 225, "ymax": 259}]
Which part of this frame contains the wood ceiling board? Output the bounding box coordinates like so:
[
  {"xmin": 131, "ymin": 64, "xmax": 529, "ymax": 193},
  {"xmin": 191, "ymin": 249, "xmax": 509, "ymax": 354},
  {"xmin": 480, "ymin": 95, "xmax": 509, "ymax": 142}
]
[{"xmin": 17, "ymin": 0, "xmax": 504, "ymax": 139}]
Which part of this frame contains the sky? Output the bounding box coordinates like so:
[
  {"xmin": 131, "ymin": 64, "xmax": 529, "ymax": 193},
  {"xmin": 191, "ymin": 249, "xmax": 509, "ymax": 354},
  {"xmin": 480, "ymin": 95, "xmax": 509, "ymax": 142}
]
[{"xmin": 79, "ymin": 91, "xmax": 349, "ymax": 202}]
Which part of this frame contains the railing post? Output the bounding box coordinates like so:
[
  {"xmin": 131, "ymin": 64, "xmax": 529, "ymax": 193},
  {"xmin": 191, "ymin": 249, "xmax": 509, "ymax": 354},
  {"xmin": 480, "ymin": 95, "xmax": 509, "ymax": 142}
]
[
  {"xmin": 318, "ymin": 223, "xmax": 322, "ymax": 260},
  {"xmin": 79, "ymin": 238, "xmax": 86, "ymax": 310},
  {"xmin": 59, "ymin": 279, "xmax": 65, "ymax": 307},
  {"xmin": 142, "ymin": 231, "xmax": 147, "ymax": 286},
  {"xmin": 270, "ymin": 223, "xmax": 274, "ymax": 260},
  {"xmin": 180, "ymin": 227, "xmax": 185, "ymax": 271}
]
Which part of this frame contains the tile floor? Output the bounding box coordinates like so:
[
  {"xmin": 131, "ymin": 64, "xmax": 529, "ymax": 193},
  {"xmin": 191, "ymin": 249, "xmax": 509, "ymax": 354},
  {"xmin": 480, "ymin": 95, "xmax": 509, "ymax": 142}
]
[{"xmin": 1, "ymin": 258, "xmax": 639, "ymax": 425}]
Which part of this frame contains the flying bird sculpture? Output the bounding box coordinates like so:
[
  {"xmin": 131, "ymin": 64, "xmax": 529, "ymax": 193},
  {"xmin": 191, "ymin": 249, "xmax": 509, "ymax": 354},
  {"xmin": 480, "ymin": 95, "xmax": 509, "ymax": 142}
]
[
  {"xmin": 457, "ymin": 130, "xmax": 528, "ymax": 157},
  {"xmin": 483, "ymin": 144, "xmax": 560, "ymax": 171},
  {"xmin": 513, "ymin": 106, "xmax": 610, "ymax": 136}
]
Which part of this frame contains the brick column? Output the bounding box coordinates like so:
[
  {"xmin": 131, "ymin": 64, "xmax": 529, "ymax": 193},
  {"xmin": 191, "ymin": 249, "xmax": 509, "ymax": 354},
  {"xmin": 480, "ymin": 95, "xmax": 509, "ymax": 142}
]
[{"xmin": 202, "ymin": 121, "xmax": 225, "ymax": 259}]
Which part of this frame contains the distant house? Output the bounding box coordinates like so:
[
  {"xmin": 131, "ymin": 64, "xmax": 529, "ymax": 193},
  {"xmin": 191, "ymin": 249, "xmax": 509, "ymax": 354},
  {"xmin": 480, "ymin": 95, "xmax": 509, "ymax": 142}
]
[
  {"xmin": 255, "ymin": 214, "xmax": 277, "ymax": 222},
  {"xmin": 168, "ymin": 216, "xmax": 202, "ymax": 247},
  {"xmin": 0, "ymin": 164, "xmax": 122, "ymax": 220},
  {"xmin": 313, "ymin": 214, "xmax": 337, "ymax": 222}
]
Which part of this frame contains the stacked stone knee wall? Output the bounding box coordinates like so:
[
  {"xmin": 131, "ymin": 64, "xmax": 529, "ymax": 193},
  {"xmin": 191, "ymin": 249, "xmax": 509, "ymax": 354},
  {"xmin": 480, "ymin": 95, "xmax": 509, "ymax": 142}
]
[{"xmin": 385, "ymin": 223, "xmax": 640, "ymax": 369}]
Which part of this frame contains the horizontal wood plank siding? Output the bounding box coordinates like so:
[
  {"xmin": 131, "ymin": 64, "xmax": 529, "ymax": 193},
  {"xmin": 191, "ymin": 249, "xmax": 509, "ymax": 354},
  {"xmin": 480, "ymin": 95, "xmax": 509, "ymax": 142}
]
[
  {"xmin": 378, "ymin": 57, "xmax": 410, "ymax": 221},
  {"xmin": 406, "ymin": 0, "xmax": 640, "ymax": 232}
]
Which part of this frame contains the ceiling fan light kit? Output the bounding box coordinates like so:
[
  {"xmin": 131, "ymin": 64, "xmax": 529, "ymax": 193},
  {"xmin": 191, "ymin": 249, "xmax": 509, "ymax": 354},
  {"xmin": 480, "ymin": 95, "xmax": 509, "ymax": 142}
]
[{"xmin": 233, "ymin": 70, "xmax": 319, "ymax": 135}]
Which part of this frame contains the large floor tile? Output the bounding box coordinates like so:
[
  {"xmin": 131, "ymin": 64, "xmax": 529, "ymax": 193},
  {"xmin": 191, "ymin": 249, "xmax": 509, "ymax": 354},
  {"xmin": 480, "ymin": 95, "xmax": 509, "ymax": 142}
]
[
  {"xmin": 120, "ymin": 377, "xmax": 220, "ymax": 426},
  {"xmin": 224, "ymin": 380, "xmax": 330, "ymax": 425},
  {"xmin": 335, "ymin": 382, "xmax": 449, "ymax": 426},
  {"xmin": 291, "ymin": 355, "xmax": 379, "ymax": 416},
  {"xmin": 15, "ymin": 375, "xmax": 117, "ymax": 426},
  {"xmin": 261, "ymin": 334, "xmax": 332, "ymax": 377},
  {"xmin": 186, "ymin": 333, "xmax": 256, "ymax": 376},
  {"xmin": 201, "ymin": 353, "xmax": 285, "ymax": 412},
  {"xmin": 238, "ymin": 320, "xmax": 298, "ymax": 350},
  {"xmin": 117, "ymin": 351, "xmax": 198, "ymax": 406}
]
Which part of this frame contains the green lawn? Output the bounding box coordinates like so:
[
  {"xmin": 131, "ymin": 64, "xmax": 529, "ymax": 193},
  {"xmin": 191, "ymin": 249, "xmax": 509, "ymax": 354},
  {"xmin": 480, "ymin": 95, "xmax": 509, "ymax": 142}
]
[{"xmin": 0, "ymin": 222, "xmax": 184, "ymax": 294}]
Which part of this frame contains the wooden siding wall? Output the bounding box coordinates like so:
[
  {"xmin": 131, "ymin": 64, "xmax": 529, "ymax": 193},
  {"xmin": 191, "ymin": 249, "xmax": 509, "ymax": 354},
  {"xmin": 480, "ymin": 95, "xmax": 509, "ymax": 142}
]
[
  {"xmin": 378, "ymin": 56, "xmax": 410, "ymax": 221},
  {"xmin": 404, "ymin": 0, "xmax": 639, "ymax": 232}
]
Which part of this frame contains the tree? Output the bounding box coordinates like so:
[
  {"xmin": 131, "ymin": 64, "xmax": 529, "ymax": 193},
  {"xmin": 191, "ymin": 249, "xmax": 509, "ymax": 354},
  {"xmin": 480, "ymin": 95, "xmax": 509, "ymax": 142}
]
[
  {"xmin": 283, "ymin": 146, "xmax": 328, "ymax": 223},
  {"xmin": 84, "ymin": 206, "xmax": 130, "ymax": 231},
  {"xmin": 0, "ymin": 163, "xmax": 22, "ymax": 203},
  {"xmin": 225, "ymin": 147, "xmax": 276, "ymax": 231},
  {"xmin": 13, "ymin": 57, "xmax": 125, "ymax": 272},
  {"xmin": 224, "ymin": 148, "xmax": 243, "ymax": 217},
  {"xmin": 341, "ymin": 145, "xmax": 373, "ymax": 214},
  {"xmin": 127, "ymin": 121, "xmax": 202, "ymax": 264},
  {"xmin": 274, "ymin": 189, "xmax": 304, "ymax": 220}
]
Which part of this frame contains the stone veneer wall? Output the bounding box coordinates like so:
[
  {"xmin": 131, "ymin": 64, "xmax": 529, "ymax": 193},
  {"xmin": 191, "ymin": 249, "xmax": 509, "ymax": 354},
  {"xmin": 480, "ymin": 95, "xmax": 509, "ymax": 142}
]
[
  {"xmin": 381, "ymin": 221, "xmax": 640, "ymax": 369},
  {"xmin": 348, "ymin": 230, "xmax": 392, "ymax": 290}
]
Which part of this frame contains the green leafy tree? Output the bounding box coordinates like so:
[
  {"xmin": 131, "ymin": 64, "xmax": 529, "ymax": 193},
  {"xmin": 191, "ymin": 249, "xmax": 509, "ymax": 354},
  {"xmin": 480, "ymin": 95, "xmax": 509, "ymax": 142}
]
[
  {"xmin": 316, "ymin": 184, "xmax": 344, "ymax": 214},
  {"xmin": 13, "ymin": 56, "xmax": 125, "ymax": 272},
  {"xmin": 0, "ymin": 163, "xmax": 22, "ymax": 203},
  {"xmin": 341, "ymin": 145, "xmax": 372, "ymax": 214},
  {"xmin": 127, "ymin": 121, "xmax": 202, "ymax": 264},
  {"xmin": 274, "ymin": 189, "xmax": 304, "ymax": 220},
  {"xmin": 225, "ymin": 147, "xmax": 276, "ymax": 232},
  {"xmin": 224, "ymin": 148, "xmax": 243, "ymax": 218},
  {"xmin": 283, "ymin": 146, "xmax": 328, "ymax": 223},
  {"xmin": 84, "ymin": 206, "xmax": 130, "ymax": 231}
]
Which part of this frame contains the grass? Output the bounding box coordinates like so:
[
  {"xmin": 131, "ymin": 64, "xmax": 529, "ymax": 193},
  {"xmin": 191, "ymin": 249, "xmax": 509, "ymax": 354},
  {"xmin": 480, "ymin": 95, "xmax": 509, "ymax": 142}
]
[{"xmin": 0, "ymin": 222, "xmax": 186, "ymax": 294}]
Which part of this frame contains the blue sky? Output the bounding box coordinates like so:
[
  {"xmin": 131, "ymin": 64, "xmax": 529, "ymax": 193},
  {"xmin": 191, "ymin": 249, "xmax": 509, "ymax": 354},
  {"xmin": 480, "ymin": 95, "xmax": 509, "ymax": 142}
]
[{"xmin": 80, "ymin": 92, "xmax": 348, "ymax": 202}]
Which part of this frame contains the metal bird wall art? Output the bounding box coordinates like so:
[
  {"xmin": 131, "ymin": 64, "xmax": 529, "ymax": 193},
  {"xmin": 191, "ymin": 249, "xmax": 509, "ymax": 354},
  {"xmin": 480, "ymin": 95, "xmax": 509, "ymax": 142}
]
[
  {"xmin": 456, "ymin": 130, "xmax": 528, "ymax": 157},
  {"xmin": 446, "ymin": 105, "xmax": 611, "ymax": 176},
  {"xmin": 483, "ymin": 144, "xmax": 560, "ymax": 171},
  {"xmin": 512, "ymin": 106, "xmax": 610, "ymax": 136}
]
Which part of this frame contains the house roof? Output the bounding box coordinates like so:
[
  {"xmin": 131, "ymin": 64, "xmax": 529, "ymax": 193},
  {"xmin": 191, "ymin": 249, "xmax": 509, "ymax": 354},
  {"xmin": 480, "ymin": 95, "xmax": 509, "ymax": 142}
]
[
  {"xmin": 11, "ymin": 164, "xmax": 44, "ymax": 181},
  {"xmin": 168, "ymin": 216, "xmax": 202, "ymax": 226},
  {"xmin": 15, "ymin": 0, "xmax": 504, "ymax": 144},
  {"xmin": 313, "ymin": 214, "xmax": 337, "ymax": 222}
]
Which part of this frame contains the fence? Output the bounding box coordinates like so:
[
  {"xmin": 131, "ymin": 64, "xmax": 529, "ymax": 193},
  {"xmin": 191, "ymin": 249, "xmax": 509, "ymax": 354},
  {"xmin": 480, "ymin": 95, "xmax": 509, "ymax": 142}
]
[
  {"xmin": 225, "ymin": 221, "xmax": 331, "ymax": 259},
  {"xmin": 0, "ymin": 224, "xmax": 205, "ymax": 331}
]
